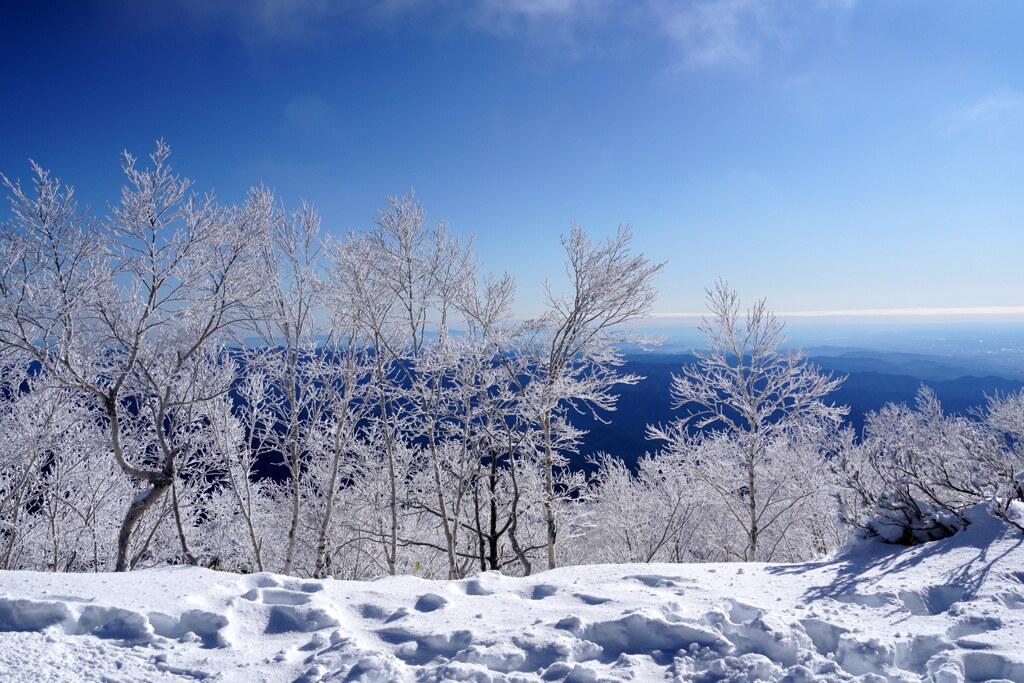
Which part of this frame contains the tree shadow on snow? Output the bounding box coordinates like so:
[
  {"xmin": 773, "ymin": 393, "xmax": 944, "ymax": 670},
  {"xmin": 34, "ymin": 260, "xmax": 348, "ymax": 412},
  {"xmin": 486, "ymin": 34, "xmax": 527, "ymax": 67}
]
[{"xmin": 765, "ymin": 523, "xmax": 1023, "ymax": 607}]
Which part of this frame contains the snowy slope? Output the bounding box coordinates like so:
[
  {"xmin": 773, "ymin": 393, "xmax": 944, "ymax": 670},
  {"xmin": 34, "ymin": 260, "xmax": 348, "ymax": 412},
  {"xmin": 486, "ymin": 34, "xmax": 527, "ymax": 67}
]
[{"xmin": 1, "ymin": 506, "xmax": 1024, "ymax": 682}]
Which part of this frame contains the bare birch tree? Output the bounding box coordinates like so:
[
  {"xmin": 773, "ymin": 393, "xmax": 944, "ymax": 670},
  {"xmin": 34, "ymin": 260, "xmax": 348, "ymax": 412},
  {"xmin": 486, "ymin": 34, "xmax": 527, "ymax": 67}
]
[
  {"xmin": 649, "ymin": 281, "xmax": 846, "ymax": 561},
  {"xmin": 521, "ymin": 224, "xmax": 663, "ymax": 569}
]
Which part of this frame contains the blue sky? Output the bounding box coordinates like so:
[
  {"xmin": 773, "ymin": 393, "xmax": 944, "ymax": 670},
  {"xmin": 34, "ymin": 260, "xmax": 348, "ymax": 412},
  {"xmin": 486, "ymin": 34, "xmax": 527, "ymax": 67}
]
[{"xmin": 2, "ymin": 0, "xmax": 1023, "ymax": 323}]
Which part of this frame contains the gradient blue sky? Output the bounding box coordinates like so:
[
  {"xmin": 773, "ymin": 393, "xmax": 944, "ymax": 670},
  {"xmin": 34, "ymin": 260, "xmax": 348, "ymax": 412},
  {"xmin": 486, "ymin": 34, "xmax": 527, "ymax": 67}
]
[{"xmin": 2, "ymin": 1, "xmax": 1022, "ymax": 323}]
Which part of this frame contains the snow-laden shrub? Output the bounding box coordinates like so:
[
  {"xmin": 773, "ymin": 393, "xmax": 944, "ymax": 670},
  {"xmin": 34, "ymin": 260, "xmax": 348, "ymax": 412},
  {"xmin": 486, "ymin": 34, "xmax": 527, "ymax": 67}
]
[
  {"xmin": 976, "ymin": 392, "xmax": 1024, "ymax": 532},
  {"xmin": 860, "ymin": 494, "xmax": 968, "ymax": 545},
  {"xmin": 835, "ymin": 387, "xmax": 993, "ymax": 545},
  {"xmin": 577, "ymin": 453, "xmax": 701, "ymax": 564}
]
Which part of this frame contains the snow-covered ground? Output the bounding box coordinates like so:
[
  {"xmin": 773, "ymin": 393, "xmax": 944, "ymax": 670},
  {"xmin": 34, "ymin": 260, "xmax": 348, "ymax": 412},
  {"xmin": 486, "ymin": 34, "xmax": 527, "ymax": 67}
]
[{"xmin": 2, "ymin": 507, "xmax": 1024, "ymax": 682}]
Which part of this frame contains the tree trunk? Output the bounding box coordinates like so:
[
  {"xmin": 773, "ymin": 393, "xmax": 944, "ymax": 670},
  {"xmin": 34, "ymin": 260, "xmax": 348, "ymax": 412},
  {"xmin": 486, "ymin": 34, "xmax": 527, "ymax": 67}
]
[
  {"xmin": 170, "ymin": 481, "xmax": 198, "ymax": 565},
  {"xmin": 543, "ymin": 413, "xmax": 557, "ymax": 570},
  {"xmin": 386, "ymin": 440, "xmax": 398, "ymax": 575},
  {"xmin": 375, "ymin": 353, "xmax": 399, "ymax": 576},
  {"xmin": 116, "ymin": 478, "xmax": 172, "ymax": 572},
  {"xmin": 487, "ymin": 451, "xmax": 500, "ymax": 570},
  {"xmin": 507, "ymin": 449, "xmax": 532, "ymax": 576},
  {"xmin": 747, "ymin": 447, "xmax": 758, "ymax": 562},
  {"xmin": 427, "ymin": 430, "xmax": 459, "ymax": 579},
  {"xmin": 224, "ymin": 459, "xmax": 264, "ymax": 572},
  {"xmin": 314, "ymin": 411, "xmax": 349, "ymax": 578}
]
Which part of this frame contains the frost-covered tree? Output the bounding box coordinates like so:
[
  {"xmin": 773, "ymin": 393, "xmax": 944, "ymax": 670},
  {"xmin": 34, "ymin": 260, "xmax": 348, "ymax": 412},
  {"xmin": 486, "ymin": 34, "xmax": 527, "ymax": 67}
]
[
  {"xmin": 458, "ymin": 282, "xmax": 554, "ymax": 573},
  {"xmin": 580, "ymin": 453, "xmax": 700, "ymax": 564},
  {"xmin": 198, "ymin": 390, "xmax": 273, "ymax": 572},
  {"xmin": 976, "ymin": 390, "xmax": 1024, "ymax": 530},
  {"xmin": 0, "ymin": 369, "xmax": 131, "ymax": 572},
  {"xmin": 0, "ymin": 144, "xmax": 269, "ymax": 570},
  {"xmin": 835, "ymin": 387, "xmax": 995, "ymax": 544},
  {"xmin": 307, "ymin": 338, "xmax": 377, "ymax": 579},
  {"xmin": 649, "ymin": 282, "xmax": 846, "ymax": 561},
  {"xmin": 517, "ymin": 224, "xmax": 663, "ymax": 570},
  {"xmin": 236, "ymin": 200, "xmax": 346, "ymax": 575},
  {"xmin": 328, "ymin": 194, "xmax": 481, "ymax": 577}
]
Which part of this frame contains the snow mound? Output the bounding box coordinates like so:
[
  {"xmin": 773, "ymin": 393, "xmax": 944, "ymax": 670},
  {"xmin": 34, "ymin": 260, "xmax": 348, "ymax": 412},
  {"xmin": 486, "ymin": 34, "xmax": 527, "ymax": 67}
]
[{"xmin": 2, "ymin": 507, "xmax": 1024, "ymax": 682}]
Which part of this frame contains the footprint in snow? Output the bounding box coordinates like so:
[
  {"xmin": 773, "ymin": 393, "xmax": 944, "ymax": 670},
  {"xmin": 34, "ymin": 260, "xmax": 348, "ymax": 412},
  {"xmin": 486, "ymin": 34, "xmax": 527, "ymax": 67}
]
[
  {"xmin": 798, "ymin": 617, "xmax": 848, "ymax": 656},
  {"xmin": 237, "ymin": 582, "xmax": 338, "ymax": 636},
  {"xmin": 624, "ymin": 575, "xmax": 679, "ymax": 588},
  {"xmin": 996, "ymin": 591, "xmax": 1024, "ymax": 610},
  {"xmin": 0, "ymin": 597, "xmax": 230, "ymax": 649},
  {"xmin": 898, "ymin": 586, "xmax": 966, "ymax": 615},
  {"xmin": 461, "ymin": 579, "xmax": 493, "ymax": 596},
  {"xmin": 574, "ymin": 593, "xmax": 610, "ymax": 605},
  {"xmin": 530, "ymin": 584, "xmax": 558, "ymax": 600},
  {"xmin": 292, "ymin": 581, "xmax": 324, "ymax": 594},
  {"xmin": 359, "ymin": 604, "xmax": 388, "ymax": 620},
  {"xmin": 253, "ymin": 574, "xmax": 282, "ymax": 589},
  {"xmin": 947, "ymin": 615, "xmax": 1001, "ymax": 640},
  {"xmin": 414, "ymin": 593, "xmax": 448, "ymax": 612},
  {"xmin": 241, "ymin": 588, "xmax": 312, "ymax": 606},
  {"xmin": 264, "ymin": 606, "xmax": 340, "ymax": 635},
  {"xmin": 384, "ymin": 607, "xmax": 410, "ymax": 623}
]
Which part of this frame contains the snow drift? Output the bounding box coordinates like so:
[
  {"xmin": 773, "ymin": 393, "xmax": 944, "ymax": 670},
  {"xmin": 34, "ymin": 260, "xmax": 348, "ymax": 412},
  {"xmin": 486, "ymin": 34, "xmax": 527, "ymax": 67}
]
[{"xmin": 1, "ymin": 505, "xmax": 1023, "ymax": 682}]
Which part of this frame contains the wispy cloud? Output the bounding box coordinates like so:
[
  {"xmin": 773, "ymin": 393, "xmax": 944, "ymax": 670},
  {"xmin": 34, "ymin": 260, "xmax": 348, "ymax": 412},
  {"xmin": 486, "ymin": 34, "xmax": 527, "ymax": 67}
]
[
  {"xmin": 654, "ymin": 0, "xmax": 781, "ymax": 69},
  {"xmin": 142, "ymin": 0, "xmax": 854, "ymax": 70},
  {"xmin": 943, "ymin": 88, "xmax": 1024, "ymax": 131},
  {"xmin": 139, "ymin": 0, "xmax": 608, "ymax": 46},
  {"xmin": 475, "ymin": 0, "xmax": 856, "ymax": 69},
  {"xmin": 470, "ymin": 0, "xmax": 612, "ymax": 26}
]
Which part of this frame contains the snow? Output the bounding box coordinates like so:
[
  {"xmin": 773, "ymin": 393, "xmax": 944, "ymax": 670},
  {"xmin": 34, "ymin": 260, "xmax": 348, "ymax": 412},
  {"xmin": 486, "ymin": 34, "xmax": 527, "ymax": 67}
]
[{"xmin": 2, "ymin": 506, "xmax": 1024, "ymax": 682}]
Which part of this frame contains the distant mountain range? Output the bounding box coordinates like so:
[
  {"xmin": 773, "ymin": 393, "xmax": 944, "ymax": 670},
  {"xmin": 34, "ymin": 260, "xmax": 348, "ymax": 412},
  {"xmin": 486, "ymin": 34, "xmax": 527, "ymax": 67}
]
[{"xmin": 570, "ymin": 349, "xmax": 1024, "ymax": 466}]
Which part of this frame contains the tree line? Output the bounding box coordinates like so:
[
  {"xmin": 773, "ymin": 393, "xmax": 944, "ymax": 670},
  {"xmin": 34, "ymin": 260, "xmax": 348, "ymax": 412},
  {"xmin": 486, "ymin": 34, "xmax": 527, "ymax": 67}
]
[{"xmin": 1, "ymin": 144, "xmax": 1021, "ymax": 578}]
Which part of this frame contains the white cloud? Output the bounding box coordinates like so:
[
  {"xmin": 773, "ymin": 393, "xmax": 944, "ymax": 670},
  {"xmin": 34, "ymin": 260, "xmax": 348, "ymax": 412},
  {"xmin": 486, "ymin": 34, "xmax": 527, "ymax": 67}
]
[
  {"xmin": 655, "ymin": 0, "xmax": 776, "ymax": 69},
  {"xmin": 465, "ymin": 0, "xmax": 855, "ymax": 69},
  {"xmin": 147, "ymin": 0, "xmax": 603, "ymax": 45},
  {"xmin": 142, "ymin": 0, "xmax": 853, "ymax": 69},
  {"xmin": 474, "ymin": 0, "xmax": 601, "ymax": 20},
  {"xmin": 655, "ymin": 0, "xmax": 857, "ymax": 70},
  {"xmin": 943, "ymin": 88, "xmax": 1024, "ymax": 130}
]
